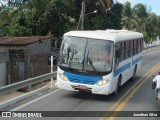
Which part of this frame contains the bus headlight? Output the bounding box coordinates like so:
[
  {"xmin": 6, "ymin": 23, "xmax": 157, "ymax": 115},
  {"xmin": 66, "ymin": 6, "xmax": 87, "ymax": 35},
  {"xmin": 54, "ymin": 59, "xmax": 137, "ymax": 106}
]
[
  {"xmin": 97, "ymin": 80, "xmax": 109, "ymax": 86},
  {"xmin": 58, "ymin": 73, "xmax": 68, "ymax": 81}
]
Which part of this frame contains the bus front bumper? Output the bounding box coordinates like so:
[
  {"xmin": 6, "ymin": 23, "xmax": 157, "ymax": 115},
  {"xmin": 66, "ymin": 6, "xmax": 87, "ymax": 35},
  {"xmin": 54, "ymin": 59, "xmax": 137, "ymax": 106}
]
[{"xmin": 55, "ymin": 78, "xmax": 111, "ymax": 95}]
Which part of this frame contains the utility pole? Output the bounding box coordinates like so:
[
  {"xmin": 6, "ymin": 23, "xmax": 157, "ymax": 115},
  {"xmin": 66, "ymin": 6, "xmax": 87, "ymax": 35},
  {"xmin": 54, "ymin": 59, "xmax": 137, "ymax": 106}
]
[
  {"xmin": 81, "ymin": 1, "xmax": 85, "ymax": 30},
  {"xmin": 77, "ymin": 0, "xmax": 97, "ymax": 30},
  {"xmin": 77, "ymin": 0, "xmax": 85, "ymax": 30}
]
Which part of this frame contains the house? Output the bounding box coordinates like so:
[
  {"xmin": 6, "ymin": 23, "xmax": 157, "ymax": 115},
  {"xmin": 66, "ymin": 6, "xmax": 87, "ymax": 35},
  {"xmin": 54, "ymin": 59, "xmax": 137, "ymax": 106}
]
[
  {"xmin": 0, "ymin": 51, "xmax": 9, "ymax": 87},
  {"xmin": 0, "ymin": 36, "xmax": 52, "ymax": 84}
]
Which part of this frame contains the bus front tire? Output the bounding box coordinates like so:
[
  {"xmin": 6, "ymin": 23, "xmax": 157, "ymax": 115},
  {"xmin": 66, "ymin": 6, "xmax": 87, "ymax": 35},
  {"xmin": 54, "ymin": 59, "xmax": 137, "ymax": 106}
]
[{"xmin": 114, "ymin": 76, "xmax": 121, "ymax": 95}]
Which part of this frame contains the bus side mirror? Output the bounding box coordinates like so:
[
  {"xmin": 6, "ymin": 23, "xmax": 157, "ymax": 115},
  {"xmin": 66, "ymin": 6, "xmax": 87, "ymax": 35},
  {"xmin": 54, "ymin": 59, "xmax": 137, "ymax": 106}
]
[{"xmin": 114, "ymin": 45, "xmax": 121, "ymax": 69}]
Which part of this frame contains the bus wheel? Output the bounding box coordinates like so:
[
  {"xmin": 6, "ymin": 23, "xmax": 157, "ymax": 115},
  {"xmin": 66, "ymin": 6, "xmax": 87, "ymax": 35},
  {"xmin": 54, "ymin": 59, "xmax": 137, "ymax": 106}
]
[
  {"xmin": 114, "ymin": 76, "xmax": 121, "ymax": 95},
  {"xmin": 79, "ymin": 90, "xmax": 85, "ymax": 94},
  {"xmin": 131, "ymin": 66, "xmax": 137, "ymax": 82}
]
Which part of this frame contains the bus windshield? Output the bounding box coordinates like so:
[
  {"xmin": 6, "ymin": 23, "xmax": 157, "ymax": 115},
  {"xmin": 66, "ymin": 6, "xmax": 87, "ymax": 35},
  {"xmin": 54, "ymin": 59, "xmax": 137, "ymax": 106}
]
[{"xmin": 59, "ymin": 36, "xmax": 114, "ymax": 76}]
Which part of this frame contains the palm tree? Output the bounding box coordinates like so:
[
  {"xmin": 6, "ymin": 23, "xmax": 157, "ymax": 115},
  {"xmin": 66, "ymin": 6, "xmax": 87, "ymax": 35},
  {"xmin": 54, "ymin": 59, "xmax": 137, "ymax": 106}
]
[
  {"xmin": 133, "ymin": 3, "xmax": 148, "ymax": 32},
  {"xmin": 99, "ymin": 0, "xmax": 114, "ymax": 13},
  {"xmin": 146, "ymin": 13, "xmax": 157, "ymax": 41},
  {"xmin": 121, "ymin": 1, "xmax": 138, "ymax": 30}
]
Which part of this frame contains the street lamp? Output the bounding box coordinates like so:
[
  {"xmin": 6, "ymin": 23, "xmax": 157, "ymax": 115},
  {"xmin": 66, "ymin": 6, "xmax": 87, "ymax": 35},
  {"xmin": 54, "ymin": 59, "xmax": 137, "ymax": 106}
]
[
  {"xmin": 77, "ymin": 10, "xmax": 97, "ymax": 30},
  {"xmin": 85, "ymin": 10, "xmax": 97, "ymax": 16}
]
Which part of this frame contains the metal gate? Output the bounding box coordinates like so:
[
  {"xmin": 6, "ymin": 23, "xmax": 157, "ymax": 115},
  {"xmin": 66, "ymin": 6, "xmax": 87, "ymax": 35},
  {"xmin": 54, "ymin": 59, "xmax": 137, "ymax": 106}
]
[
  {"xmin": 0, "ymin": 62, "xmax": 7, "ymax": 87},
  {"xmin": 19, "ymin": 62, "xmax": 25, "ymax": 81}
]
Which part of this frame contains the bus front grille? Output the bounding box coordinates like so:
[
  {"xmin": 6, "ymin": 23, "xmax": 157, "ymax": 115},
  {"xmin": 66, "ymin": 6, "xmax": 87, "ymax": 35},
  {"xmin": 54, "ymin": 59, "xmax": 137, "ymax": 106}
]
[
  {"xmin": 69, "ymin": 78, "xmax": 81, "ymax": 83},
  {"xmin": 68, "ymin": 78, "xmax": 96, "ymax": 85}
]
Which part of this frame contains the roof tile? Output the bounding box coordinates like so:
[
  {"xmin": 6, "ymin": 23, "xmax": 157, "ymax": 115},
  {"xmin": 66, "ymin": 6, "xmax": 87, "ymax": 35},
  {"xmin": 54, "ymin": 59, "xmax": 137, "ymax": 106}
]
[{"xmin": 0, "ymin": 36, "xmax": 52, "ymax": 45}]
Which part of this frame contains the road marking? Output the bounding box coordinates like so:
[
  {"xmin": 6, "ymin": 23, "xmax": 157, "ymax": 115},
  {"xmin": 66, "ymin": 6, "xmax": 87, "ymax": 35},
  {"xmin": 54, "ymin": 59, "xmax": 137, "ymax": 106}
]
[
  {"xmin": 10, "ymin": 88, "xmax": 61, "ymax": 111},
  {"xmin": 100, "ymin": 63, "xmax": 160, "ymax": 120},
  {"xmin": 107, "ymin": 63, "xmax": 160, "ymax": 120}
]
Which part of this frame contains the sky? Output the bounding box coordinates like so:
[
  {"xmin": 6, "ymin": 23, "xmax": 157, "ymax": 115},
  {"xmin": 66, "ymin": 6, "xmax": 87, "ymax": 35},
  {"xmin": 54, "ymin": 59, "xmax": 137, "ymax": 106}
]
[{"xmin": 116, "ymin": 0, "xmax": 160, "ymax": 16}]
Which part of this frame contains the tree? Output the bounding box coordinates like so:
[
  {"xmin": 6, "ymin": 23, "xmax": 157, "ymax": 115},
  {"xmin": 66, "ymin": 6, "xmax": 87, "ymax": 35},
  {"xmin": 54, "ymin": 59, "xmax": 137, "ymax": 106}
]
[
  {"xmin": 133, "ymin": 3, "xmax": 148, "ymax": 32},
  {"xmin": 88, "ymin": 2, "xmax": 123, "ymax": 30},
  {"xmin": 77, "ymin": 0, "xmax": 114, "ymax": 30},
  {"xmin": 0, "ymin": 0, "xmax": 159, "ymax": 40},
  {"xmin": 47, "ymin": 0, "xmax": 77, "ymax": 37},
  {"xmin": 99, "ymin": 0, "xmax": 114, "ymax": 13},
  {"xmin": 0, "ymin": 0, "xmax": 32, "ymax": 36},
  {"xmin": 157, "ymin": 16, "xmax": 160, "ymax": 37},
  {"xmin": 146, "ymin": 13, "xmax": 158, "ymax": 42},
  {"xmin": 121, "ymin": 1, "xmax": 138, "ymax": 30}
]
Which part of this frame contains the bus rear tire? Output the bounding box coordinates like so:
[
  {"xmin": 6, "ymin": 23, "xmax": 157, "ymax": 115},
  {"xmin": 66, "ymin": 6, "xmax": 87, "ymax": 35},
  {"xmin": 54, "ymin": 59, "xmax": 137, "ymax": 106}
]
[
  {"xmin": 131, "ymin": 66, "xmax": 137, "ymax": 82},
  {"xmin": 79, "ymin": 90, "xmax": 85, "ymax": 94},
  {"xmin": 114, "ymin": 76, "xmax": 121, "ymax": 95}
]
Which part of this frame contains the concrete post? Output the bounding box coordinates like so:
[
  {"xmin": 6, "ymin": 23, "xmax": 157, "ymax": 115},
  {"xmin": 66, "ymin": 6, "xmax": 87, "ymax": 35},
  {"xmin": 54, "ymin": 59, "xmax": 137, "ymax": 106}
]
[{"xmin": 50, "ymin": 56, "xmax": 53, "ymax": 87}]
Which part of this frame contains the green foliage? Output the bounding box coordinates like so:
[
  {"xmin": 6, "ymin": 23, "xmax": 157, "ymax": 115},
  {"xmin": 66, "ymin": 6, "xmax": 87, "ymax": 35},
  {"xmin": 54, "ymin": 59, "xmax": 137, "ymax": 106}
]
[
  {"xmin": 121, "ymin": 1, "xmax": 138, "ymax": 30},
  {"xmin": 121, "ymin": 1, "xmax": 160, "ymax": 43},
  {"xmin": 82, "ymin": 1, "xmax": 122, "ymax": 30},
  {"xmin": 143, "ymin": 32, "xmax": 150, "ymax": 43},
  {"xmin": 132, "ymin": 3, "xmax": 148, "ymax": 32},
  {"xmin": 0, "ymin": 0, "xmax": 159, "ymax": 41}
]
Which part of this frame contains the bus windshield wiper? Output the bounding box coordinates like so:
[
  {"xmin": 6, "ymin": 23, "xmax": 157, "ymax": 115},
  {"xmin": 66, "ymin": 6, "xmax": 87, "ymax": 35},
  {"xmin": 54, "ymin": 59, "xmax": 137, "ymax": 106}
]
[
  {"xmin": 86, "ymin": 50, "xmax": 97, "ymax": 72},
  {"xmin": 68, "ymin": 59, "xmax": 72, "ymax": 70},
  {"xmin": 68, "ymin": 51, "xmax": 73, "ymax": 70},
  {"xmin": 87, "ymin": 57, "xmax": 97, "ymax": 72}
]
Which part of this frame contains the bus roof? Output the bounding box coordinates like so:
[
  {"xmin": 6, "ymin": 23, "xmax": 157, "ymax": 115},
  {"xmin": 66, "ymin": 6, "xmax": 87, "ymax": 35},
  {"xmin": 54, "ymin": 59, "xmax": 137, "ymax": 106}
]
[{"xmin": 64, "ymin": 30, "xmax": 143, "ymax": 43}]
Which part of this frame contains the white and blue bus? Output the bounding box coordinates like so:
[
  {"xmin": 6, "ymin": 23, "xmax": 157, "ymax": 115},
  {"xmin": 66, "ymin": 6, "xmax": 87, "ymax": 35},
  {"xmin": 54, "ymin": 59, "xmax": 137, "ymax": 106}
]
[{"xmin": 56, "ymin": 30, "xmax": 143, "ymax": 95}]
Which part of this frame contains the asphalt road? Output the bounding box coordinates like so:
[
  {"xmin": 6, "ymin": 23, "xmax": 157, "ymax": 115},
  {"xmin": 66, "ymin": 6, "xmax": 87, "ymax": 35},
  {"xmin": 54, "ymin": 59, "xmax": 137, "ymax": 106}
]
[{"xmin": 2, "ymin": 49, "xmax": 160, "ymax": 120}]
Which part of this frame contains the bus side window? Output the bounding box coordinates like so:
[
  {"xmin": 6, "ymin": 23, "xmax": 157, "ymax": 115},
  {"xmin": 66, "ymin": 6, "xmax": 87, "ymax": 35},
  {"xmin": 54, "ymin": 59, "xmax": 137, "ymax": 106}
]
[
  {"xmin": 121, "ymin": 42, "xmax": 124, "ymax": 61},
  {"xmin": 115, "ymin": 43, "xmax": 121, "ymax": 64},
  {"xmin": 130, "ymin": 40, "xmax": 133, "ymax": 56},
  {"xmin": 141, "ymin": 38, "xmax": 144, "ymax": 52},
  {"xmin": 133, "ymin": 40, "xmax": 135, "ymax": 55},
  {"xmin": 124, "ymin": 42, "xmax": 127, "ymax": 59},
  {"xmin": 128, "ymin": 41, "xmax": 131, "ymax": 57},
  {"xmin": 138, "ymin": 39, "xmax": 141, "ymax": 53},
  {"xmin": 136, "ymin": 40, "xmax": 138, "ymax": 54}
]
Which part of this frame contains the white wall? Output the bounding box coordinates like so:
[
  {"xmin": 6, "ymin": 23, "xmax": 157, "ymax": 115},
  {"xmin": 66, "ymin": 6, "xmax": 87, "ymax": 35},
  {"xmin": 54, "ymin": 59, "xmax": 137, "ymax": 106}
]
[{"xmin": 144, "ymin": 36, "xmax": 160, "ymax": 48}]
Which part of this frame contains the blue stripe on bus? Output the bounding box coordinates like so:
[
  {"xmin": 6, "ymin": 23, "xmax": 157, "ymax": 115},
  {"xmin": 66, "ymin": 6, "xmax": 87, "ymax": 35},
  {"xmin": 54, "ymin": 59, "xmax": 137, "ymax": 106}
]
[
  {"xmin": 64, "ymin": 72, "xmax": 102, "ymax": 85},
  {"xmin": 114, "ymin": 56, "xmax": 142, "ymax": 77},
  {"xmin": 132, "ymin": 56, "xmax": 142, "ymax": 65},
  {"xmin": 114, "ymin": 63, "xmax": 131, "ymax": 77}
]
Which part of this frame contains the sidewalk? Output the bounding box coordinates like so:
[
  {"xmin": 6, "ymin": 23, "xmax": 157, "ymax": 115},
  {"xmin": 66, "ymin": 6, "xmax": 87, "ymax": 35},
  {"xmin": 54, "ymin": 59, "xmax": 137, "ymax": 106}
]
[{"xmin": 0, "ymin": 80, "xmax": 57, "ymax": 103}]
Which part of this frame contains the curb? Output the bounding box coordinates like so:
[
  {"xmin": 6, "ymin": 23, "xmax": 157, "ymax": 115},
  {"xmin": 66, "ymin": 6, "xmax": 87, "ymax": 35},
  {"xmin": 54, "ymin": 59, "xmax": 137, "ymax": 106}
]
[{"xmin": 143, "ymin": 46, "xmax": 160, "ymax": 54}]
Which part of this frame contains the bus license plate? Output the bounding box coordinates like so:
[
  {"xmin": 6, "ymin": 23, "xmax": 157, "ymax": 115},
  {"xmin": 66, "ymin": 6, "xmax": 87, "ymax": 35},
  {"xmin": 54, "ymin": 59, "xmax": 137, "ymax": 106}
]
[{"xmin": 76, "ymin": 85, "xmax": 87, "ymax": 89}]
